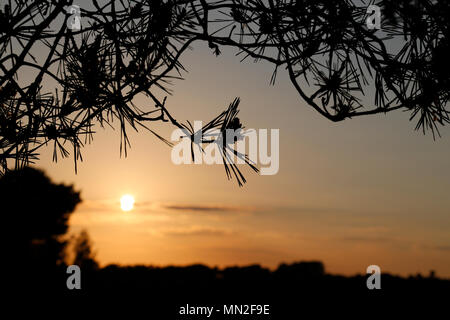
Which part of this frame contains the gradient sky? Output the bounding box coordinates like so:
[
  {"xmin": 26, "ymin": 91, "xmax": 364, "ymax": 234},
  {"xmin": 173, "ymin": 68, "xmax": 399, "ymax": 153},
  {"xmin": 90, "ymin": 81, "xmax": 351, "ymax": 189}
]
[{"xmin": 30, "ymin": 38, "xmax": 450, "ymax": 278}]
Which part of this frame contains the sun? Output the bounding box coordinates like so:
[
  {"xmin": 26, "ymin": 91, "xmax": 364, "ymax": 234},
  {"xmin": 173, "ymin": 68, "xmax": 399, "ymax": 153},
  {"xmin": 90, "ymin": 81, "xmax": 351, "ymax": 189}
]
[{"xmin": 120, "ymin": 194, "xmax": 135, "ymax": 212}]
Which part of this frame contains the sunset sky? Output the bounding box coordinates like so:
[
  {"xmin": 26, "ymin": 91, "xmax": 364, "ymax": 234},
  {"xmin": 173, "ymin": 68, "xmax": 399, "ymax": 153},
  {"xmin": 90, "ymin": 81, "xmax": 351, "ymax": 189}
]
[{"xmin": 35, "ymin": 41, "xmax": 450, "ymax": 278}]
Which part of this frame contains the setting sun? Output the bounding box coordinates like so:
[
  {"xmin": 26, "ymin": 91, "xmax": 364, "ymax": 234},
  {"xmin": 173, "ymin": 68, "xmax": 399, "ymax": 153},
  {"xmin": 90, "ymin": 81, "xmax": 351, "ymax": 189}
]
[{"xmin": 120, "ymin": 194, "xmax": 135, "ymax": 212}]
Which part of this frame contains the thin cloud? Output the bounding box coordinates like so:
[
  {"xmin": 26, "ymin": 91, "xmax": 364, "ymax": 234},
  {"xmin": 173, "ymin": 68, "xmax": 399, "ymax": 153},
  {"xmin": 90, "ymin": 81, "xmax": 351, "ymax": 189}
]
[
  {"xmin": 165, "ymin": 205, "xmax": 234, "ymax": 212},
  {"xmin": 433, "ymin": 245, "xmax": 450, "ymax": 252},
  {"xmin": 162, "ymin": 203, "xmax": 256, "ymax": 214},
  {"xmin": 77, "ymin": 200, "xmax": 350, "ymax": 217},
  {"xmin": 162, "ymin": 226, "xmax": 234, "ymax": 237},
  {"xmin": 339, "ymin": 236, "xmax": 393, "ymax": 243}
]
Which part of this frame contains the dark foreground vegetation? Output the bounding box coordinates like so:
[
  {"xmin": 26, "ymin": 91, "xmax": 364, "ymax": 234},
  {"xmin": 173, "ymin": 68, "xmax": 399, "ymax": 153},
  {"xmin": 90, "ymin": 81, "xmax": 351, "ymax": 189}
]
[
  {"xmin": 9, "ymin": 260, "xmax": 450, "ymax": 317},
  {"xmin": 2, "ymin": 167, "xmax": 449, "ymax": 315}
]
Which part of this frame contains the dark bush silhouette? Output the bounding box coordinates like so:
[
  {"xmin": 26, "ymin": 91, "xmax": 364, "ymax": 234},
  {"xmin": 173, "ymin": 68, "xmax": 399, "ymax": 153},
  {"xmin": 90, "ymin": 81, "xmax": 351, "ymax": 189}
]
[{"xmin": 0, "ymin": 167, "xmax": 81, "ymax": 290}]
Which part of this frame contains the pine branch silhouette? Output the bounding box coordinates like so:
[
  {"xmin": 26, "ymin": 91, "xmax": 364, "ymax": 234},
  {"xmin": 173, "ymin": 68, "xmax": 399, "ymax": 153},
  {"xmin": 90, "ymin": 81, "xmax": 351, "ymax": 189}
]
[{"xmin": 1, "ymin": 0, "xmax": 449, "ymax": 184}]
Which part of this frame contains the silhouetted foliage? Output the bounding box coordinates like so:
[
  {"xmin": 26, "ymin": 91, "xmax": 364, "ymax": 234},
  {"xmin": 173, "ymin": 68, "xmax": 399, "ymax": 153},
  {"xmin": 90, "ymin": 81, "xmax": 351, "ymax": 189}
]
[
  {"xmin": 1, "ymin": 0, "xmax": 449, "ymax": 185},
  {"xmin": 0, "ymin": 167, "xmax": 80, "ymax": 290},
  {"xmin": 71, "ymin": 260, "xmax": 450, "ymax": 316},
  {"xmin": 72, "ymin": 229, "xmax": 99, "ymax": 271}
]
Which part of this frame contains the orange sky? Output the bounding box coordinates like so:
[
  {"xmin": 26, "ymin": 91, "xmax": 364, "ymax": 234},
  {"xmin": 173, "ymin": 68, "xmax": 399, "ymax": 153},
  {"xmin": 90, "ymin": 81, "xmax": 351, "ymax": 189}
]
[{"xmin": 36, "ymin": 43, "xmax": 450, "ymax": 278}]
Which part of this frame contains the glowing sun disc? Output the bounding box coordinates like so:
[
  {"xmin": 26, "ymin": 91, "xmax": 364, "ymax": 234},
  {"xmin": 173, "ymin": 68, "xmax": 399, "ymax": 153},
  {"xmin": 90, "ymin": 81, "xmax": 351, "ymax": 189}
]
[{"xmin": 120, "ymin": 194, "xmax": 135, "ymax": 212}]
